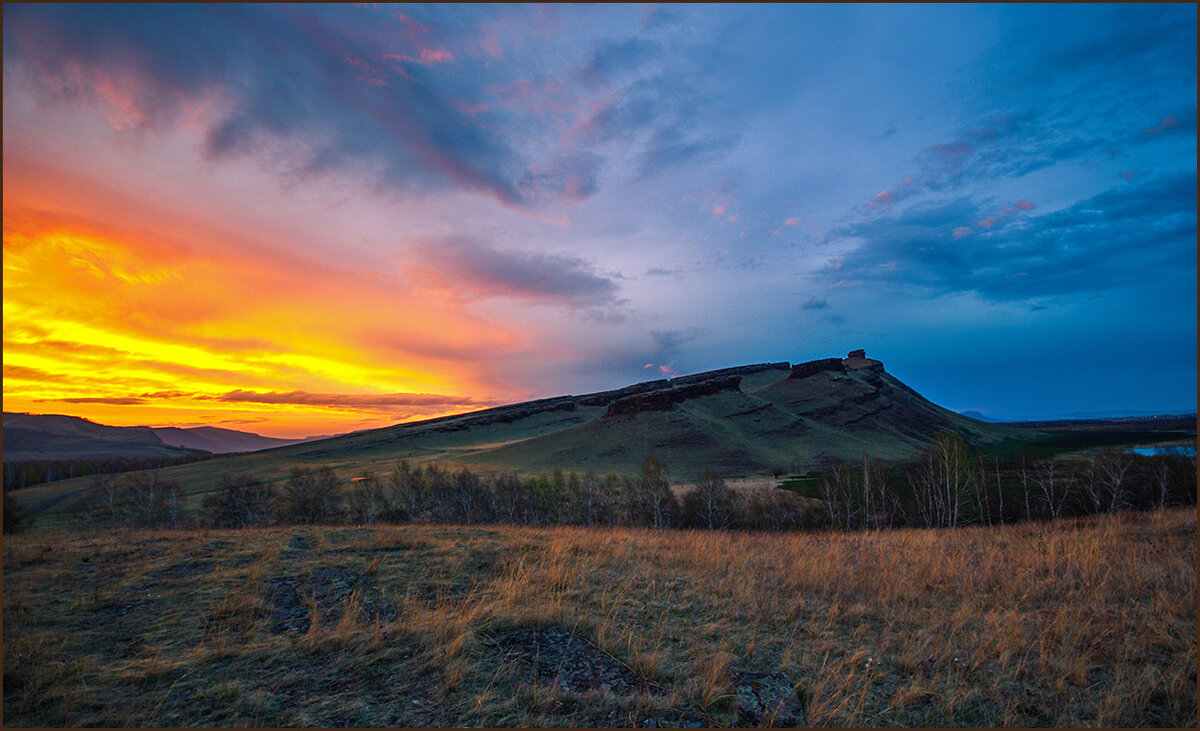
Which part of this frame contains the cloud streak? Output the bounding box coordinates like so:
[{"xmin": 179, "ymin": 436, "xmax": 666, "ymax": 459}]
[
  {"xmin": 407, "ymin": 236, "xmax": 622, "ymax": 308},
  {"xmin": 203, "ymin": 389, "xmax": 498, "ymax": 412}
]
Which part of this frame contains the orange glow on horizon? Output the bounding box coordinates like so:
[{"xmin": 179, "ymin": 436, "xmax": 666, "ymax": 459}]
[{"xmin": 3, "ymin": 157, "xmax": 527, "ymax": 439}]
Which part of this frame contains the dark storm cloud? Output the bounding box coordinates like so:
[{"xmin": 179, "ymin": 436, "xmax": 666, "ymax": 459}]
[
  {"xmin": 829, "ymin": 173, "xmax": 1196, "ymax": 301},
  {"xmin": 2, "ymin": 4, "xmax": 536, "ymax": 207},
  {"xmin": 411, "ymin": 237, "xmax": 621, "ymax": 308}
]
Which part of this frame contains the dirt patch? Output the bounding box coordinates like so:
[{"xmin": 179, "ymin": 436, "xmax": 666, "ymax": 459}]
[
  {"xmin": 265, "ymin": 567, "xmax": 395, "ymax": 635},
  {"xmin": 490, "ymin": 625, "xmax": 662, "ymax": 696},
  {"xmin": 286, "ymin": 535, "xmax": 314, "ymax": 553}
]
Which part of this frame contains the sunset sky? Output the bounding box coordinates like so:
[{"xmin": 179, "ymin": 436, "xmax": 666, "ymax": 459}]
[{"xmin": 3, "ymin": 4, "xmax": 1196, "ymax": 439}]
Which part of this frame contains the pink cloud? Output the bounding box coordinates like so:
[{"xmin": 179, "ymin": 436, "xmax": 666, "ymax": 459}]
[
  {"xmin": 784, "ymin": 217, "xmax": 802, "ymax": 227},
  {"xmin": 490, "ymin": 78, "xmax": 576, "ymax": 117},
  {"xmin": 449, "ymin": 99, "xmax": 489, "ymax": 116},
  {"xmin": 1001, "ymin": 199, "xmax": 1037, "ymax": 216},
  {"xmin": 562, "ymin": 176, "xmax": 591, "ymax": 204},
  {"xmin": 978, "ymin": 216, "xmax": 1001, "ymax": 229},
  {"xmin": 712, "ymin": 204, "xmax": 726, "ymax": 216},
  {"xmin": 1119, "ymin": 170, "xmax": 1136, "ymax": 180},
  {"xmin": 1143, "ymin": 115, "xmax": 1180, "ymax": 135},
  {"xmin": 923, "ymin": 141, "xmax": 975, "ymax": 173},
  {"xmin": 480, "ymin": 32, "xmax": 503, "ymax": 59},
  {"xmin": 385, "ymin": 48, "xmax": 455, "ymax": 65},
  {"xmin": 952, "ymin": 226, "xmax": 973, "ymax": 239},
  {"xmin": 867, "ymin": 177, "xmax": 917, "ymax": 208}
]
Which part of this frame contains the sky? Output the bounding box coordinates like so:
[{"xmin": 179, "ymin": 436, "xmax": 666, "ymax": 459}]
[{"xmin": 3, "ymin": 4, "xmax": 1196, "ymax": 439}]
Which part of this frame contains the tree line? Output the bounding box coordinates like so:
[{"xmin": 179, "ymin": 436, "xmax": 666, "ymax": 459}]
[
  {"xmin": 50, "ymin": 434, "xmax": 1197, "ymax": 533},
  {"xmin": 64, "ymin": 456, "xmax": 817, "ymax": 532},
  {"xmin": 3, "ymin": 453, "xmax": 213, "ymax": 491},
  {"xmin": 817, "ymin": 431, "xmax": 1196, "ymax": 531}
]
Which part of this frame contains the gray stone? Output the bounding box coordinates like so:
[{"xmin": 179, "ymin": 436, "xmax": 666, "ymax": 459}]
[{"xmin": 733, "ymin": 671, "xmax": 806, "ymax": 728}]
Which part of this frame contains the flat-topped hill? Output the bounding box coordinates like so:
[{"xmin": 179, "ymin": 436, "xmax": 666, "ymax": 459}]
[{"xmin": 14, "ymin": 352, "xmax": 1026, "ymax": 522}]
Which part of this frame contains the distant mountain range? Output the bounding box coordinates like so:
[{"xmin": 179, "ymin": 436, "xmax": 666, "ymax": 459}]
[
  {"xmin": 959, "ymin": 410, "xmax": 1002, "ymax": 423},
  {"xmin": 2, "ymin": 413, "xmax": 307, "ymax": 461},
  {"xmin": 958, "ymin": 409, "xmax": 1197, "ymax": 423}
]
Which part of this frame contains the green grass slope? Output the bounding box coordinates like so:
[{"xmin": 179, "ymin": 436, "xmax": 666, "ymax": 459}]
[
  {"xmin": 13, "ymin": 357, "xmax": 1021, "ymax": 521},
  {"xmin": 3, "ymin": 412, "xmax": 200, "ymax": 461}
]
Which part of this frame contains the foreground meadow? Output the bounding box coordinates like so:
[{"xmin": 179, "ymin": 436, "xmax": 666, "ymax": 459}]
[{"xmin": 3, "ymin": 508, "xmax": 1195, "ymax": 727}]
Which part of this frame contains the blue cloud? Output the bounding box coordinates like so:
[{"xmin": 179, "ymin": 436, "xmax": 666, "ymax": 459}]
[
  {"xmin": 410, "ymin": 236, "xmax": 622, "ymax": 308},
  {"xmin": 828, "ymin": 173, "xmax": 1196, "ymax": 301}
]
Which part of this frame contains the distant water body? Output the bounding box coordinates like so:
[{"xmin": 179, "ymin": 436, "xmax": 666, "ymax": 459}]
[{"xmin": 1129, "ymin": 445, "xmax": 1197, "ymax": 457}]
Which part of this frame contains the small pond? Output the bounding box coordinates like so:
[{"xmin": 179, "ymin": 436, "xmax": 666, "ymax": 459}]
[{"xmin": 1129, "ymin": 445, "xmax": 1196, "ymax": 457}]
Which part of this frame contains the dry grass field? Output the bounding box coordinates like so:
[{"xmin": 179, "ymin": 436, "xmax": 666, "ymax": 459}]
[{"xmin": 3, "ymin": 508, "xmax": 1195, "ymax": 727}]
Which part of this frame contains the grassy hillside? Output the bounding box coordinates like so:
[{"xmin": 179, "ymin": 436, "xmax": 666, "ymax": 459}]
[
  {"xmin": 10, "ymin": 357, "xmax": 1027, "ymax": 526},
  {"xmin": 3, "ymin": 413, "xmax": 198, "ymax": 461},
  {"xmin": 3, "ymin": 509, "xmax": 1194, "ymax": 727}
]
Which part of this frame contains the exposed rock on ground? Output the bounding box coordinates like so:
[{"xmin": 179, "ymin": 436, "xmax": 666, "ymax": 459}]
[
  {"xmin": 266, "ymin": 567, "xmax": 395, "ymax": 635},
  {"xmin": 733, "ymin": 671, "xmax": 807, "ymax": 727},
  {"xmin": 489, "ymin": 625, "xmax": 662, "ymax": 696}
]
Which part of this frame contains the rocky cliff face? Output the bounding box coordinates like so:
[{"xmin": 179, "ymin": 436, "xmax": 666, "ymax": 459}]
[
  {"xmin": 787, "ymin": 358, "xmax": 846, "ymax": 379},
  {"xmin": 604, "ymin": 375, "xmax": 744, "ymax": 416},
  {"xmin": 669, "ymin": 362, "xmax": 790, "ymax": 387}
]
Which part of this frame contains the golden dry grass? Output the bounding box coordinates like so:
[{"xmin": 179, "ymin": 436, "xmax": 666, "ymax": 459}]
[{"xmin": 3, "ymin": 508, "xmax": 1195, "ymax": 727}]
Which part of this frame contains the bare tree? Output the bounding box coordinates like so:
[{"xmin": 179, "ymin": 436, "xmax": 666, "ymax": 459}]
[
  {"xmin": 972, "ymin": 455, "xmax": 990, "ymax": 525},
  {"xmin": 641, "ymin": 456, "xmax": 677, "ymax": 529},
  {"xmin": 348, "ymin": 471, "xmax": 388, "ymax": 525},
  {"xmin": 388, "ymin": 461, "xmax": 428, "ymax": 522},
  {"xmin": 1018, "ymin": 453, "xmax": 1033, "ymax": 522},
  {"xmin": 283, "ymin": 466, "xmax": 341, "ymax": 524},
  {"xmin": 570, "ymin": 471, "xmax": 603, "ymax": 528},
  {"xmin": 451, "ymin": 467, "xmax": 483, "ymax": 525},
  {"xmin": 1155, "ymin": 458, "xmax": 1172, "ymax": 509},
  {"xmin": 202, "ymin": 475, "xmax": 275, "ymax": 528},
  {"xmin": 819, "ymin": 459, "xmax": 858, "ymax": 530},
  {"xmin": 994, "ymin": 456, "xmax": 1004, "ymax": 524},
  {"xmin": 491, "ymin": 471, "xmax": 527, "ymax": 525},
  {"xmin": 1079, "ymin": 455, "xmax": 1105, "ymax": 515},
  {"xmin": 1034, "ymin": 459, "xmax": 1073, "ymax": 520},
  {"xmin": 909, "ymin": 432, "xmax": 974, "ymax": 528},
  {"xmin": 683, "ymin": 469, "xmax": 736, "ymax": 529},
  {"xmin": 1096, "ymin": 448, "xmax": 1133, "ymax": 513}
]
